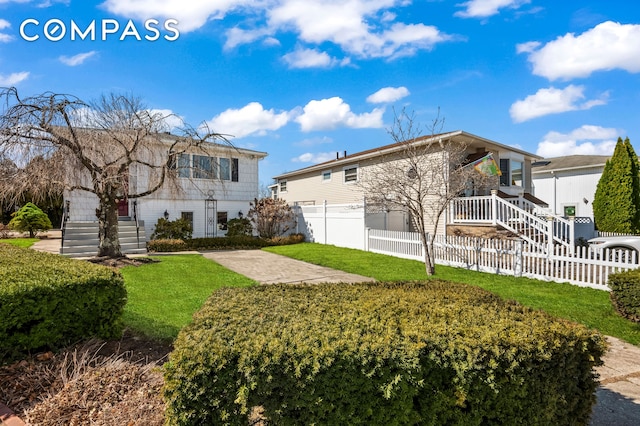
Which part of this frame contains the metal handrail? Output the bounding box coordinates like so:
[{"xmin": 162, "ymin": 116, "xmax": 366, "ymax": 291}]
[
  {"xmin": 133, "ymin": 200, "xmax": 140, "ymax": 248},
  {"xmin": 60, "ymin": 200, "xmax": 70, "ymax": 254}
]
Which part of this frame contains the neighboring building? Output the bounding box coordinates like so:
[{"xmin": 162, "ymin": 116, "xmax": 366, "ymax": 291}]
[
  {"xmin": 531, "ymin": 155, "xmax": 609, "ymax": 219},
  {"xmin": 272, "ymin": 130, "xmax": 542, "ymax": 235},
  {"xmin": 65, "ymin": 134, "xmax": 267, "ymax": 240}
]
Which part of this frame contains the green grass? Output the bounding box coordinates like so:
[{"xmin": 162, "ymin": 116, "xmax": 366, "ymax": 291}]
[
  {"xmin": 264, "ymin": 243, "xmax": 640, "ymax": 346},
  {"xmin": 0, "ymin": 238, "xmax": 39, "ymax": 248},
  {"xmin": 120, "ymin": 254, "xmax": 256, "ymax": 341}
]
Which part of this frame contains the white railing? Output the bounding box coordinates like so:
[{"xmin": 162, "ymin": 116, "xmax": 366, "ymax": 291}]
[
  {"xmin": 367, "ymin": 229, "xmax": 637, "ymax": 290},
  {"xmin": 450, "ymin": 190, "xmax": 574, "ymax": 251}
]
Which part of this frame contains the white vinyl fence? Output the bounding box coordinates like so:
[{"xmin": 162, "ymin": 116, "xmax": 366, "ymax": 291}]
[
  {"xmin": 367, "ymin": 229, "xmax": 638, "ymax": 290},
  {"xmin": 294, "ymin": 202, "xmax": 366, "ymax": 250}
]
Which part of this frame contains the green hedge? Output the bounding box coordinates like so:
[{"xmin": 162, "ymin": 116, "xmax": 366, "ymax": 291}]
[
  {"xmin": 164, "ymin": 281, "xmax": 606, "ymax": 425},
  {"xmin": 0, "ymin": 244, "xmax": 126, "ymax": 362},
  {"xmin": 609, "ymin": 269, "xmax": 640, "ymax": 322},
  {"xmin": 148, "ymin": 234, "xmax": 305, "ymax": 252}
]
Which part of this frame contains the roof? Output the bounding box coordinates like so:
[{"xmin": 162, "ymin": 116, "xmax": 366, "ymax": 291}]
[
  {"xmin": 531, "ymin": 155, "xmax": 610, "ymax": 174},
  {"xmin": 273, "ymin": 130, "xmax": 540, "ymax": 180},
  {"xmin": 157, "ymin": 133, "xmax": 268, "ymax": 158}
]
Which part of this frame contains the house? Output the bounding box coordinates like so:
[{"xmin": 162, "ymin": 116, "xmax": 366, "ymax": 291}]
[
  {"xmin": 531, "ymin": 155, "xmax": 609, "ymax": 219},
  {"xmin": 272, "ymin": 130, "xmax": 544, "ymax": 237},
  {"xmin": 63, "ymin": 133, "xmax": 267, "ymax": 255}
]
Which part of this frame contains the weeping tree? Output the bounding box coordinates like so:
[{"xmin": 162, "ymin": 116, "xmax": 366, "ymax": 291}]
[
  {"xmin": 593, "ymin": 137, "xmax": 640, "ymax": 233},
  {"xmin": 359, "ymin": 109, "xmax": 496, "ymax": 275},
  {"xmin": 0, "ymin": 88, "xmax": 225, "ymax": 258}
]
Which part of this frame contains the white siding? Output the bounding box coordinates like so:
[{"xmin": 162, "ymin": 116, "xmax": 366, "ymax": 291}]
[{"xmin": 532, "ymin": 167, "xmax": 602, "ymax": 218}]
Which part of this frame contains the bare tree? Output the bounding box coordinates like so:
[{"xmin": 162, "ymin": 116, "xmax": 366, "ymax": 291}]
[
  {"xmin": 0, "ymin": 88, "xmax": 226, "ymax": 258},
  {"xmin": 359, "ymin": 109, "xmax": 495, "ymax": 275}
]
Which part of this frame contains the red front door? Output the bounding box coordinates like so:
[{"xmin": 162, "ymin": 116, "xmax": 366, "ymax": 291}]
[{"xmin": 117, "ymin": 200, "xmax": 129, "ymax": 217}]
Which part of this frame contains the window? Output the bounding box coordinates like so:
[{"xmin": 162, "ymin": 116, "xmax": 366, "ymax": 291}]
[
  {"xmin": 344, "ymin": 166, "xmax": 358, "ymax": 183},
  {"xmin": 322, "ymin": 170, "xmax": 332, "ymax": 182},
  {"xmin": 181, "ymin": 212, "xmax": 194, "ymax": 230},
  {"xmin": 217, "ymin": 211, "xmax": 228, "ymax": 230},
  {"xmin": 232, "ymin": 158, "xmax": 239, "ymax": 182},
  {"xmin": 177, "ymin": 154, "xmax": 191, "ymax": 178},
  {"xmin": 280, "ymin": 180, "xmax": 287, "ymax": 192},
  {"xmin": 193, "ymin": 155, "xmax": 214, "ymax": 179},
  {"xmin": 511, "ymin": 161, "xmax": 523, "ymax": 187},
  {"xmin": 499, "ymin": 159, "xmax": 509, "ymax": 186},
  {"xmin": 219, "ymin": 157, "xmax": 231, "ymax": 180}
]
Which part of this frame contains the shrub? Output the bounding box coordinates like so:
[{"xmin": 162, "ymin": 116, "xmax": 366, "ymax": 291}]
[
  {"xmin": 248, "ymin": 197, "xmax": 295, "ymax": 238},
  {"xmin": 0, "ymin": 223, "xmax": 9, "ymax": 239},
  {"xmin": 8, "ymin": 202, "xmax": 52, "ymax": 238},
  {"xmin": 164, "ymin": 281, "xmax": 606, "ymax": 426},
  {"xmin": 608, "ymin": 269, "xmax": 640, "ymax": 322},
  {"xmin": 268, "ymin": 233, "xmax": 305, "ymax": 245},
  {"xmin": 226, "ymin": 218, "xmax": 253, "ymax": 237},
  {"xmin": 147, "ymin": 239, "xmax": 188, "ymax": 252},
  {"xmin": 0, "ymin": 244, "xmax": 126, "ymax": 362},
  {"xmin": 186, "ymin": 236, "xmax": 270, "ymax": 250},
  {"xmin": 151, "ymin": 217, "xmax": 193, "ymax": 240}
]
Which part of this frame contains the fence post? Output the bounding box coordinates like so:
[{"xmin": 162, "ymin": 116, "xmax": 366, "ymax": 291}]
[
  {"xmin": 491, "ymin": 189, "xmax": 498, "ymax": 226},
  {"xmin": 546, "ymin": 216, "xmax": 554, "ymax": 255},
  {"xmin": 365, "ymin": 227, "xmax": 370, "ymax": 252},
  {"xmin": 515, "ymin": 239, "xmax": 523, "ymax": 277},
  {"xmin": 323, "ymin": 200, "xmax": 328, "ymax": 244},
  {"xmin": 568, "ymin": 216, "xmax": 575, "ymax": 254}
]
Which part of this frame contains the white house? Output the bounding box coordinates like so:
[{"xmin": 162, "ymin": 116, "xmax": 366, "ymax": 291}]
[
  {"xmin": 531, "ymin": 155, "xmax": 609, "ymax": 219},
  {"xmin": 65, "ymin": 134, "xmax": 267, "ymax": 242},
  {"xmin": 272, "ymin": 130, "xmax": 544, "ymax": 236}
]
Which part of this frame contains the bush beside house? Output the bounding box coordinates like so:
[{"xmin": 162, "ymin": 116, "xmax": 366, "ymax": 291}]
[
  {"xmin": 164, "ymin": 281, "xmax": 606, "ymax": 426},
  {"xmin": 0, "ymin": 244, "xmax": 126, "ymax": 362},
  {"xmin": 608, "ymin": 269, "xmax": 640, "ymax": 322}
]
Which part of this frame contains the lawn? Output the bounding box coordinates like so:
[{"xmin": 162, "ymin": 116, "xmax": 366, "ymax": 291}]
[
  {"xmin": 264, "ymin": 243, "xmax": 640, "ymax": 346},
  {"xmin": 120, "ymin": 254, "xmax": 257, "ymax": 341},
  {"xmin": 0, "ymin": 238, "xmax": 39, "ymax": 248}
]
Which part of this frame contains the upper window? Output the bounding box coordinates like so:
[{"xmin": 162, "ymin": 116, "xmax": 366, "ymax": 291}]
[
  {"xmin": 177, "ymin": 154, "xmax": 191, "ymax": 178},
  {"xmin": 219, "ymin": 158, "xmax": 231, "ymax": 180},
  {"xmin": 499, "ymin": 159, "xmax": 509, "ymax": 187},
  {"xmin": 322, "ymin": 170, "xmax": 332, "ymax": 182},
  {"xmin": 344, "ymin": 166, "xmax": 358, "ymax": 183},
  {"xmin": 511, "ymin": 160, "xmax": 523, "ymax": 187},
  {"xmin": 193, "ymin": 155, "xmax": 214, "ymax": 179},
  {"xmin": 280, "ymin": 180, "xmax": 287, "ymax": 192}
]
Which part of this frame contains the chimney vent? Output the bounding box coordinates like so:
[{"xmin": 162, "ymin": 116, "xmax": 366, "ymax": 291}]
[{"xmin": 343, "ymin": 150, "xmax": 347, "ymax": 158}]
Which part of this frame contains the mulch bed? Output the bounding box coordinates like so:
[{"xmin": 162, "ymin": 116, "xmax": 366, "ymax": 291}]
[{"xmin": 0, "ymin": 331, "xmax": 171, "ymax": 425}]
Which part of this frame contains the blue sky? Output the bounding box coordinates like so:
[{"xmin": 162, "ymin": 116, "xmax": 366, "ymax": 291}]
[{"xmin": 0, "ymin": 1, "xmax": 639, "ymax": 186}]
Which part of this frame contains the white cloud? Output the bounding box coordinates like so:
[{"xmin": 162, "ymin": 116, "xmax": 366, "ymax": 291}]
[
  {"xmin": 295, "ymin": 97, "xmax": 384, "ymax": 132},
  {"xmin": 207, "ymin": 102, "xmax": 291, "ymax": 138},
  {"xmin": 536, "ymin": 125, "xmax": 620, "ymax": 157},
  {"xmin": 292, "ymin": 151, "xmax": 336, "ymax": 164},
  {"xmin": 148, "ymin": 109, "xmax": 185, "ymax": 131},
  {"xmin": 282, "ymin": 47, "xmax": 345, "ymax": 69},
  {"xmin": 366, "ymin": 86, "xmax": 409, "ymax": 103},
  {"xmin": 455, "ymin": 0, "xmax": 530, "ymax": 19},
  {"xmin": 0, "ymin": 71, "xmax": 29, "ymax": 86},
  {"xmin": 103, "ymin": 1, "xmax": 454, "ymax": 62},
  {"xmin": 0, "ymin": 19, "xmax": 13, "ymax": 42},
  {"xmin": 521, "ymin": 21, "xmax": 640, "ymax": 80},
  {"xmin": 59, "ymin": 51, "xmax": 97, "ymax": 66},
  {"xmin": 509, "ymin": 85, "xmax": 608, "ymax": 123}
]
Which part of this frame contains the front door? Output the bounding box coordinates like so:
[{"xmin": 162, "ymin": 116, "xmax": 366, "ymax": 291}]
[{"xmin": 117, "ymin": 200, "xmax": 129, "ymax": 217}]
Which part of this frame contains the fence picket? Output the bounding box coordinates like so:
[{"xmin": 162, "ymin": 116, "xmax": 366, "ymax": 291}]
[{"xmin": 367, "ymin": 229, "xmax": 636, "ymax": 290}]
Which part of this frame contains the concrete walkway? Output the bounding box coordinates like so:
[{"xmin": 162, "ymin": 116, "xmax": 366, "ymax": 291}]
[
  {"xmin": 24, "ymin": 240, "xmax": 640, "ymax": 424},
  {"xmin": 201, "ymin": 249, "xmax": 375, "ymax": 284}
]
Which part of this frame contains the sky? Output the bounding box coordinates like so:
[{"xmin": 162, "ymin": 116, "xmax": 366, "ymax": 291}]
[{"xmin": 0, "ymin": 0, "xmax": 639, "ymax": 187}]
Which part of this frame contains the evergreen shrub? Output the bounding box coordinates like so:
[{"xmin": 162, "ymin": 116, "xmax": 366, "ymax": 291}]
[
  {"xmin": 147, "ymin": 234, "xmax": 305, "ymax": 252},
  {"xmin": 151, "ymin": 217, "xmax": 193, "ymax": 240},
  {"xmin": 164, "ymin": 281, "xmax": 606, "ymax": 426},
  {"xmin": 226, "ymin": 218, "xmax": 253, "ymax": 237},
  {"xmin": 0, "ymin": 244, "xmax": 126, "ymax": 362},
  {"xmin": 608, "ymin": 269, "xmax": 640, "ymax": 322}
]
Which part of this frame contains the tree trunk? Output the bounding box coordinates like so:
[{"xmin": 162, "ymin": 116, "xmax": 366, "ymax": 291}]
[
  {"xmin": 421, "ymin": 232, "xmax": 435, "ymax": 276},
  {"xmin": 97, "ymin": 199, "xmax": 122, "ymax": 258}
]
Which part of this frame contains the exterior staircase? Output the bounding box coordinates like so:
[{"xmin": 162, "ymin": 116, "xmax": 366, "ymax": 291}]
[
  {"xmin": 60, "ymin": 219, "xmax": 147, "ymax": 257},
  {"xmin": 449, "ymin": 190, "xmax": 575, "ymax": 253}
]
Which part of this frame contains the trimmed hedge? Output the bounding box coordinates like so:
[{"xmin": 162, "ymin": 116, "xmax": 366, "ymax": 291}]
[
  {"xmin": 148, "ymin": 234, "xmax": 305, "ymax": 252},
  {"xmin": 0, "ymin": 244, "xmax": 126, "ymax": 362},
  {"xmin": 609, "ymin": 269, "xmax": 640, "ymax": 322},
  {"xmin": 164, "ymin": 281, "xmax": 606, "ymax": 425}
]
